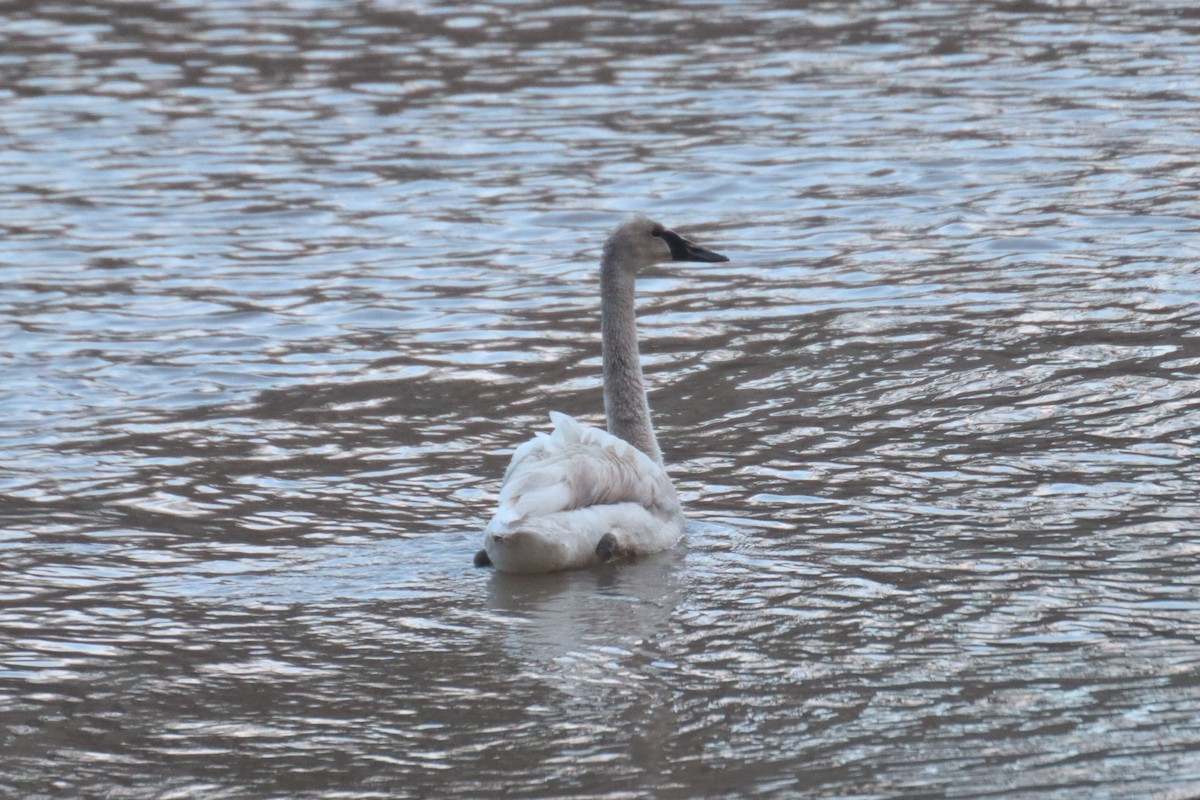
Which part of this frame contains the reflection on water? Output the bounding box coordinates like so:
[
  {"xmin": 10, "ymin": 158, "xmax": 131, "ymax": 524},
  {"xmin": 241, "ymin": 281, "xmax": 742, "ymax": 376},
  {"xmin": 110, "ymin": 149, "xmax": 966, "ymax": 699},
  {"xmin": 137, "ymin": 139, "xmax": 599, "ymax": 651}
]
[{"xmin": 3, "ymin": 1, "xmax": 1200, "ymax": 797}]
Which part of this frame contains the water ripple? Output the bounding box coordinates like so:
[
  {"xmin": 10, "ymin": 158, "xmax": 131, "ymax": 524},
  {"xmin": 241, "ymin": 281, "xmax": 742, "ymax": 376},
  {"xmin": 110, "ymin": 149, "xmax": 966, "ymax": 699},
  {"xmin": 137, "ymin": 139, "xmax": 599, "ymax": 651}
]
[{"xmin": 3, "ymin": 1, "xmax": 1200, "ymax": 798}]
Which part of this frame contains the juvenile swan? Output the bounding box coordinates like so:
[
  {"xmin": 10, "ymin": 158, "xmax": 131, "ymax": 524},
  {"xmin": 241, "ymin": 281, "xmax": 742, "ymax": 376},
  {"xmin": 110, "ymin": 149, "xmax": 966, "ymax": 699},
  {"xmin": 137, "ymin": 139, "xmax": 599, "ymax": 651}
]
[{"xmin": 476, "ymin": 217, "xmax": 729, "ymax": 573}]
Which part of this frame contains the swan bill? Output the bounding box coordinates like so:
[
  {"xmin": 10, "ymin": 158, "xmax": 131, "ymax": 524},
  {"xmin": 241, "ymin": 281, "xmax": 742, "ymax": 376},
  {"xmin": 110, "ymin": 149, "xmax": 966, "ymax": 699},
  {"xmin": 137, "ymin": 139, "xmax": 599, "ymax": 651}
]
[{"xmin": 660, "ymin": 229, "xmax": 729, "ymax": 263}]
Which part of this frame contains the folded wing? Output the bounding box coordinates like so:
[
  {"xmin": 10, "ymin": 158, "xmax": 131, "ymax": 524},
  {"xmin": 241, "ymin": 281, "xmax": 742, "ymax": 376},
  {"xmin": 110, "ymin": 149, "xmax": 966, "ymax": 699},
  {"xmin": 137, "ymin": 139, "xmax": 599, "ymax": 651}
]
[{"xmin": 488, "ymin": 411, "xmax": 679, "ymax": 532}]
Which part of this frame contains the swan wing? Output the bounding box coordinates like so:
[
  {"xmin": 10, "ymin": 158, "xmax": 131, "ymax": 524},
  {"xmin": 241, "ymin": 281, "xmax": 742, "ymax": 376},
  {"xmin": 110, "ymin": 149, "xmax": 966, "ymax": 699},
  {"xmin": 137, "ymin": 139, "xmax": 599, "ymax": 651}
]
[{"xmin": 490, "ymin": 411, "xmax": 678, "ymax": 530}]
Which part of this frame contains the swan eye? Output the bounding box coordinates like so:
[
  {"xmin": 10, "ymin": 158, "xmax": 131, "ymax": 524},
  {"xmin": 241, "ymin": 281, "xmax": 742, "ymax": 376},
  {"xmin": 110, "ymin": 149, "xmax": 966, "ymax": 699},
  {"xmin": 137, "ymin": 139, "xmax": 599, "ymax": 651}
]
[{"xmin": 651, "ymin": 227, "xmax": 664, "ymax": 238}]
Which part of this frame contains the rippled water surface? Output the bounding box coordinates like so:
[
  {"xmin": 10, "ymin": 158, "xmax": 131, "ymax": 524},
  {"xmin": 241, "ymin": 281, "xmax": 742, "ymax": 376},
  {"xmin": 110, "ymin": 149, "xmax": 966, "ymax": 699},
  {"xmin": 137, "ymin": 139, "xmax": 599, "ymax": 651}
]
[{"xmin": 4, "ymin": 1, "xmax": 1200, "ymax": 797}]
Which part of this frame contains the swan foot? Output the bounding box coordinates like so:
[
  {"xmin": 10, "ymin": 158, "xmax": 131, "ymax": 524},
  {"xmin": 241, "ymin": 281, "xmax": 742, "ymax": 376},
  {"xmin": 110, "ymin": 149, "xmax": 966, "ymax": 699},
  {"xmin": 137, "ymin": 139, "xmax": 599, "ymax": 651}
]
[
  {"xmin": 473, "ymin": 549, "xmax": 492, "ymax": 568},
  {"xmin": 596, "ymin": 532, "xmax": 619, "ymax": 563}
]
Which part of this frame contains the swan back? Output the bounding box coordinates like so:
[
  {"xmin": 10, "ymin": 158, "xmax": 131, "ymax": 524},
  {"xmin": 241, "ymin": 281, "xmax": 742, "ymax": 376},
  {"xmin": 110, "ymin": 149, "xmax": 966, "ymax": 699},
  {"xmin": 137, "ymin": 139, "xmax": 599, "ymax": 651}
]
[
  {"xmin": 493, "ymin": 412, "xmax": 679, "ymax": 525},
  {"xmin": 483, "ymin": 413, "xmax": 682, "ymax": 573}
]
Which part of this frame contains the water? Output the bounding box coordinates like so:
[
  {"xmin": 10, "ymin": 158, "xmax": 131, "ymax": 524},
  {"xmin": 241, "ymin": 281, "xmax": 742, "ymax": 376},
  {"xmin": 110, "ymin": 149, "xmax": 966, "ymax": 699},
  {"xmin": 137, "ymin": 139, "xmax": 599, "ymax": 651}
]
[{"xmin": 3, "ymin": 1, "xmax": 1200, "ymax": 796}]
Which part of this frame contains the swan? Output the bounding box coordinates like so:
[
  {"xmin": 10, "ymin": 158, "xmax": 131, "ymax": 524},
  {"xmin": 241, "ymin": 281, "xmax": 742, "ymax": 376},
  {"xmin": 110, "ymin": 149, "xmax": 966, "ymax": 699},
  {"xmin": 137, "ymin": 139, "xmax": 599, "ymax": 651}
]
[{"xmin": 476, "ymin": 217, "xmax": 729, "ymax": 573}]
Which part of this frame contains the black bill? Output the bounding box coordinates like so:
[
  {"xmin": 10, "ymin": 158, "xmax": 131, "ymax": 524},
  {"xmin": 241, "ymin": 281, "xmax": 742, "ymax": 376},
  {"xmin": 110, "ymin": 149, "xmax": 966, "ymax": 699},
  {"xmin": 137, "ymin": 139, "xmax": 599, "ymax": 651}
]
[{"xmin": 661, "ymin": 229, "xmax": 729, "ymax": 263}]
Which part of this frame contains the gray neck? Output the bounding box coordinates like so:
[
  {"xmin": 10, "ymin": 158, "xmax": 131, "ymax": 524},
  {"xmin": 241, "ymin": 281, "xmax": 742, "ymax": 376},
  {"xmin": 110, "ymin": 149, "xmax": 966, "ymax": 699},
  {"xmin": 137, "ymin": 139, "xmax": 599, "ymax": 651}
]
[{"xmin": 600, "ymin": 255, "xmax": 662, "ymax": 463}]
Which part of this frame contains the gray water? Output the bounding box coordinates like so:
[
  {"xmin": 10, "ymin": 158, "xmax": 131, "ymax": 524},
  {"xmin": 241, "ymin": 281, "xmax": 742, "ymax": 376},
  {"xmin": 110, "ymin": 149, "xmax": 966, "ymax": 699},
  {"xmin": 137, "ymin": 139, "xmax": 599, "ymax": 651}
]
[{"xmin": 3, "ymin": 1, "xmax": 1200, "ymax": 797}]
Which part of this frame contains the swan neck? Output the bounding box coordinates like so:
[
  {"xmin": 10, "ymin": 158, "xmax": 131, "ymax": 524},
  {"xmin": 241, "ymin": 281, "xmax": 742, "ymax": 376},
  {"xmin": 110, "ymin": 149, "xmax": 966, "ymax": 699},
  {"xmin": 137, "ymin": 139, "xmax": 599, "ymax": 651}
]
[{"xmin": 600, "ymin": 256, "xmax": 662, "ymax": 464}]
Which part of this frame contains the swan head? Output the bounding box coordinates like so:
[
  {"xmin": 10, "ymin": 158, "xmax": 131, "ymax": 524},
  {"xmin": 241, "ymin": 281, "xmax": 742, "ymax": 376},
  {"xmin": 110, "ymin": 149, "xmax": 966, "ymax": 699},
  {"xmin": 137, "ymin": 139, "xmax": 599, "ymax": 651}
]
[{"xmin": 603, "ymin": 216, "xmax": 729, "ymax": 274}]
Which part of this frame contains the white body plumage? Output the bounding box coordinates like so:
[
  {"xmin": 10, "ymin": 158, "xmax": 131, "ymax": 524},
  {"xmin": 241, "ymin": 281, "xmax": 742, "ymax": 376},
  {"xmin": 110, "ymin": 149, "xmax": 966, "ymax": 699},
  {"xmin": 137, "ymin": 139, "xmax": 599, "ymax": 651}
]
[{"xmin": 482, "ymin": 412, "xmax": 684, "ymax": 573}]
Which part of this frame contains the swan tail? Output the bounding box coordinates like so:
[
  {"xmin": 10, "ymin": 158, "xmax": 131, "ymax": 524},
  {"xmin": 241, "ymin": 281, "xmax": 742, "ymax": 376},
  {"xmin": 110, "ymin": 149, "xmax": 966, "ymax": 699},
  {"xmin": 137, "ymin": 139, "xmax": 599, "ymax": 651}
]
[{"xmin": 483, "ymin": 503, "xmax": 682, "ymax": 574}]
